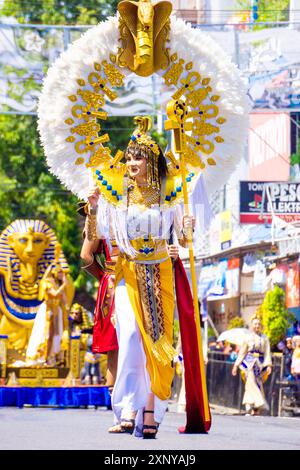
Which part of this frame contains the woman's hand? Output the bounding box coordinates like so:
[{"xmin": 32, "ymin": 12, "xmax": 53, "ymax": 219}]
[
  {"xmin": 182, "ymin": 215, "xmax": 196, "ymax": 235},
  {"xmin": 232, "ymin": 365, "xmax": 238, "ymax": 376},
  {"xmin": 87, "ymin": 185, "xmax": 100, "ymax": 210},
  {"xmin": 167, "ymin": 244, "xmax": 179, "ymax": 260},
  {"xmin": 110, "ymin": 312, "xmax": 116, "ymax": 328},
  {"xmin": 266, "ymin": 366, "xmax": 272, "ymax": 376}
]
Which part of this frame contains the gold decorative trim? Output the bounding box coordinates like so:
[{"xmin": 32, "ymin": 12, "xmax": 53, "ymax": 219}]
[{"xmin": 63, "ymin": 26, "xmax": 226, "ymax": 199}]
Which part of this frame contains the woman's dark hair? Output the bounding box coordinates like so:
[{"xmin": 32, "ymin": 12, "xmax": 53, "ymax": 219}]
[
  {"xmin": 125, "ymin": 142, "xmax": 168, "ymax": 179},
  {"xmin": 157, "ymin": 146, "xmax": 168, "ymax": 179}
]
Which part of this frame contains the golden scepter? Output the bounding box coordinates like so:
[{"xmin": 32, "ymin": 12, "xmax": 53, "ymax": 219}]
[{"xmin": 165, "ymin": 99, "xmax": 210, "ymax": 422}]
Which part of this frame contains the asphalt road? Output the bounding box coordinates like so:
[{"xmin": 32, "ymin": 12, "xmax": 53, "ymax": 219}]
[{"xmin": 0, "ymin": 406, "xmax": 299, "ymax": 451}]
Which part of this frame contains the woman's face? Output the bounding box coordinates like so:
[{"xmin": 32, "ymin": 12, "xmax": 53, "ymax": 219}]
[
  {"xmin": 126, "ymin": 151, "xmax": 147, "ymax": 182},
  {"xmin": 252, "ymin": 319, "xmax": 262, "ymax": 334}
]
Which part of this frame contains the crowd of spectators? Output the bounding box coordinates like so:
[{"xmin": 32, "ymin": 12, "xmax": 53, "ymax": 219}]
[{"xmin": 207, "ymin": 338, "xmax": 240, "ymax": 363}]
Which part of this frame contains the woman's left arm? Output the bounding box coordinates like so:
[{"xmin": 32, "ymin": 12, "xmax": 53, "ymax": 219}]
[
  {"xmin": 173, "ymin": 206, "xmax": 196, "ymax": 248},
  {"xmin": 263, "ymin": 336, "xmax": 272, "ymax": 374}
]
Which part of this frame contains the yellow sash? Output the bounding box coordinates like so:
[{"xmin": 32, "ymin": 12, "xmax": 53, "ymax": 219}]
[{"xmin": 115, "ymin": 253, "xmax": 176, "ymax": 401}]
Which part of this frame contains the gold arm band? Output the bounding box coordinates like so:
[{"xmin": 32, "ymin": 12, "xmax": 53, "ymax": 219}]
[{"xmin": 86, "ymin": 213, "xmax": 98, "ymax": 241}]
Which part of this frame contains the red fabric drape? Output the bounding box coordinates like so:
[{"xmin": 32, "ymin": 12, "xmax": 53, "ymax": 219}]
[
  {"xmin": 174, "ymin": 258, "xmax": 211, "ymax": 433},
  {"xmin": 92, "ymin": 241, "xmax": 118, "ymax": 354}
]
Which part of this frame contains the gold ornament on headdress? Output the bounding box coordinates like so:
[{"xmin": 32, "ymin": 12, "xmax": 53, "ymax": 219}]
[
  {"xmin": 127, "ymin": 115, "xmax": 161, "ymax": 189},
  {"xmin": 117, "ymin": 0, "xmax": 172, "ymax": 77},
  {"xmin": 128, "ymin": 116, "xmax": 160, "ymax": 156},
  {"xmin": 70, "ymin": 303, "xmax": 94, "ymax": 330}
]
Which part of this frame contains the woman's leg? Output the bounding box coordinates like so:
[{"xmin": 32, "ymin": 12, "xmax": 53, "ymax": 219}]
[
  {"xmin": 143, "ymin": 393, "xmax": 159, "ymax": 436},
  {"xmin": 106, "ymin": 349, "xmax": 118, "ymax": 388},
  {"xmin": 111, "ymin": 278, "xmax": 170, "ymax": 435},
  {"xmin": 243, "ymin": 369, "xmax": 266, "ymax": 410},
  {"xmin": 111, "ymin": 281, "xmax": 149, "ymax": 428}
]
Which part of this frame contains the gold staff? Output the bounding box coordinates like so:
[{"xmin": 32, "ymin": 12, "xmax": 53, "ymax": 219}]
[{"xmin": 165, "ymin": 98, "xmax": 210, "ymax": 422}]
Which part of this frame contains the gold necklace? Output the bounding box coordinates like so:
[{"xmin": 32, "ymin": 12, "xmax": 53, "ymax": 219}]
[{"xmin": 128, "ymin": 180, "xmax": 160, "ymax": 207}]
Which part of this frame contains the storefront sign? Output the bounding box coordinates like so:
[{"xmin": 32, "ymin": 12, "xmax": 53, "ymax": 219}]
[
  {"xmin": 241, "ymin": 293, "xmax": 265, "ymax": 308},
  {"xmin": 240, "ymin": 181, "xmax": 300, "ymax": 224}
]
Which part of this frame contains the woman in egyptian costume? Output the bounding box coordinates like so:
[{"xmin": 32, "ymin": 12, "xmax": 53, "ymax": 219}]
[
  {"xmin": 37, "ymin": 0, "xmax": 249, "ymax": 436},
  {"xmin": 232, "ymin": 316, "xmax": 272, "ymax": 416},
  {"xmin": 85, "ymin": 116, "xmax": 202, "ymax": 437}
]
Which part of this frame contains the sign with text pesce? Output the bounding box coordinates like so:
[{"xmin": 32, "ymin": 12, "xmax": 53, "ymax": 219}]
[{"xmin": 240, "ymin": 181, "xmax": 300, "ymax": 224}]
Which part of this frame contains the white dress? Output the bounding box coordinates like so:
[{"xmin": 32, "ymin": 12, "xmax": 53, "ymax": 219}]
[{"xmin": 113, "ymin": 278, "xmax": 168, "ymax": 434}]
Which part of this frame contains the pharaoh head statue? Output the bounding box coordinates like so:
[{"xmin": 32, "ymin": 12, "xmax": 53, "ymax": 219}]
[
  {"xmin": 0, "ymin": 219, "xmax": 73, "ymax": 353},
  {"xmin": 7, "ymin": 225, "xmax": 50, "ymax": 266},
  {"xmin": 0, "ymin": 219, "xmax": 69, "ymax": 303}
]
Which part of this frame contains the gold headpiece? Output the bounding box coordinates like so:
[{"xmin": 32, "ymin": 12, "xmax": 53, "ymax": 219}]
[
  {"xmin": 127, "ymin": 116, "xmax": 161, "ymax": 189},
  {"xmin": 71, "ymin": 302, "xmax": 84, "ymax": 311},
  {"xmin": 128, "ymin": 116, "xmax": 160, "ymax": 156},
  {"xmin": 70, "ymin": 303, "xmax": 93, "ymax": 329}
]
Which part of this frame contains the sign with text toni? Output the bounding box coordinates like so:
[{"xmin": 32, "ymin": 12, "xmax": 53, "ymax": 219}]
[{"xmin": 240, "ymin": 181, "xmax": 300, "ymax": 224}]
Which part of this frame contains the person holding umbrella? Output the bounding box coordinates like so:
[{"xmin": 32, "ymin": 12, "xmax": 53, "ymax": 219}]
[{"xmin": 232, "ymin": 315, "xmax": 272, "ymax": 416}]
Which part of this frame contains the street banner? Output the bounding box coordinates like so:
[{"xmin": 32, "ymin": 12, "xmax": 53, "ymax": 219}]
[
  {"xmin": 240, "ymin": 181, "xmax": 300, "ymax": 223},
  {"xmin": 226, "ymin": 258, "xmax": 240, "ymax": 297},
  {"xmin": 252, "ymin": 260, "xmax": 267, "ymax": 293},
  {"xmin": 286, "ymin": 262, "xmax": 300, "ymax": 309},
  {"xmin": 220, "ymin": 210, "xmax": 232, "ymax": 251},
  {"xmin": 249, "ymin": 113, "xmax": 290, "ymax": 181}
]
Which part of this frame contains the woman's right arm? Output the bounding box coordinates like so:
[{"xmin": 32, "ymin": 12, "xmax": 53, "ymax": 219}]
[
  {"xmin": 232, "ymin": 340, "xmax": 248, "ymax": 375},
  {"xmin": 80, "ymin": 236, "xmax": 99, "ymax": 265}
]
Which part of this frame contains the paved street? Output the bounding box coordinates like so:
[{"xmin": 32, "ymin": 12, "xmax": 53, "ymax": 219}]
[{"xmin": 0, "ymin": 406, "xmax": 299, "ymax": 450}]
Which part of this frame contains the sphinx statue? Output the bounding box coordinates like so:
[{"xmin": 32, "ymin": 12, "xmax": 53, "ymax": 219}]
[{"xmin": 0, "ymin": 219, "xmax": 74, "ymax": 359}]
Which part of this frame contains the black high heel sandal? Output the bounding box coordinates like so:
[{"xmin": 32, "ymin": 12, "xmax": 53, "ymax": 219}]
[
  {"xmin": 142, "ymin": 410, "xmax": 159, "ymax": 439},
  {"xmin": 107, "ymin": 385, "xmax": 114, "ymax": 410}
]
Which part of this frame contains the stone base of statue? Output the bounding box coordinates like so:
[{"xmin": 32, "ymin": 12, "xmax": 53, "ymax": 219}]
[
  {"xmin": 0, "ymin": 384, "xmax": 111, "ymax": 408},
  {"xmin": 5, "ymin": 366, "xmax": 69, "ymax": 387}
]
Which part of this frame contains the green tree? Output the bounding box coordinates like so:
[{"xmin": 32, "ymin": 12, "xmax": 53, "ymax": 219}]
[
  {"xmin": 237, "ymin": 0, "xmax": 290, "ymax": 27},
  {"xmin": 0, "ymin": 114, "xmax": 82, "ymax": 278},
  {"xmin": 0, "ymin": 0, "xmax": 130, "ymax": 284},
  {"xmin": 0, "ymin": 114, "xmax": 137, "ymax": 279},
  {"xmin": 260, "ymin": 285, "xmax": 294, "ymax": 348},
  {"xmin": 1, "ymin": 0, "xmax": 119, "ymax": 25},
  {"xmin": 228, "ymin": 316, "xmax": 246, "ymax": 329}
]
